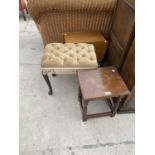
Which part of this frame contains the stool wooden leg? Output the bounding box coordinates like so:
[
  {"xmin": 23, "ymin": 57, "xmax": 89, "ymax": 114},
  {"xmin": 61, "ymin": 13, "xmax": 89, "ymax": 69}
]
[
  {"xmin": 52, "ymin": 73, "xmax": 56, "ymax": 77},
  {"xmin": 42, "ymin": 73, "xmax": 53, "ymax": 95},
  {"xmin": 52, "ymin": 70, "xmax": 56, "ymax": 77},
  {"xmin": 82, "ymin": 100, "xmax": 88, "ymax": 122}
]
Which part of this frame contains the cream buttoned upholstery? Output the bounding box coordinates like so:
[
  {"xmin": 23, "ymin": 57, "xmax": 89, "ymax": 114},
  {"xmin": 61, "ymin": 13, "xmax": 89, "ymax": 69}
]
[{"xmin": 41, "ymin": 43, "xmax": 98, "ymax": 74}]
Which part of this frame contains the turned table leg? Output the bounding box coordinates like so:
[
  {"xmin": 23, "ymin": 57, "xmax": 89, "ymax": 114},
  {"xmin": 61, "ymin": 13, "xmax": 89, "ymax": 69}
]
[{"xmin": 42, "ymin": 72, "xmax": 53, "ymax": 95}]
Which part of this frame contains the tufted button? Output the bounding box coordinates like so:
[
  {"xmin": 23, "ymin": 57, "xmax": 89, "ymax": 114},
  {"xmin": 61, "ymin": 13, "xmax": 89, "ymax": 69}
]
[
  {"xmin": 90, "ymin": 57, "xmax": 94, "ymax": 61},
  {"xmin": 68, "ymin": 47, "xmax": 72, "ymax": 50},
  {"xmin": 70, "ymin": 54, "xmax": 73, "ymax": 57},
  {"xmin": 82, "ymin": 54, "xmax": 86, "ymax": 57},
  {"xmin": 64, "ymin": 50, "xmax": 67, "ymax": 53}
]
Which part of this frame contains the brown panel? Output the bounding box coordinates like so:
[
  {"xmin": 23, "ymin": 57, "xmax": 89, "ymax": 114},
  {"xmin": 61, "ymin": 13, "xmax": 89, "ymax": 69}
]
[
  {"xmin": 125, "ymin": 0, "xmax": 135, "ymax": 8},
  {"xmin": 107, "ymin": 0, "xmax": 135, "ymax": 69},
  {"xmin": 107, "ymin": 32, "xmax": 123, "ymax": 68},
  {"xmin": 112, "ymin": 0, "xmax": 135, "ymax": 48},
  {"xmin": 120, "ymin": 39, "xmax": 135, "ymax": 90},
  {"xmin": 117, "ymin": 36, "xmax": 135, "ymax": 114}
]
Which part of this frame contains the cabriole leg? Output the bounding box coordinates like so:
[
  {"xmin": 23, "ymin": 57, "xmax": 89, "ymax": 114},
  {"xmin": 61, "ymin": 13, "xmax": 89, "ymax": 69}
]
[{"xmin": 42, "ymin": 72, "xmax": 53, "ymax": 95}]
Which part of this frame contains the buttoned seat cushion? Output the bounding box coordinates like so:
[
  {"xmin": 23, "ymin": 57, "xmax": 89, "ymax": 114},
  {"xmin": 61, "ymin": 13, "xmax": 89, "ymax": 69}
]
[{"xmin": 41, "ymin": 43, "xmax": 98, "ymax": 74}]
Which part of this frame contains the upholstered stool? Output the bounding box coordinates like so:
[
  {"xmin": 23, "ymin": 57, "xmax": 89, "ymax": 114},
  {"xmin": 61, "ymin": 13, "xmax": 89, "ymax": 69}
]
[{"xmin": 41, "ymin": 43, "xmax": 98, "ymax": 95}]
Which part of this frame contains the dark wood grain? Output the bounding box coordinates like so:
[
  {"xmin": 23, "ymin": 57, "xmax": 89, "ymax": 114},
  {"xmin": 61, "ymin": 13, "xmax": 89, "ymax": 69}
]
[
  {"xmin": 112, "ymin": 0, "xmax": 135, "ymax": 48},
  {"xmin": 120, "ymin": 39, "xmax": 135, "ymax": 90},
  {"xmin": 78, "ymin": 67, "xmax": 130, "ymax": 101},
  {"xmin": 118, "ymin": 39, "xmax": 135, "ymax": 113},
  {"xmin": 107, "ymin": 0, "xmax": 135, "ymax": 69}
]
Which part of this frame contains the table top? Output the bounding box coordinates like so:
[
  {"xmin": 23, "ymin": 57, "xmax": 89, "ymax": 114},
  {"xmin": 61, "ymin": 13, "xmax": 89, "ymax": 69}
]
[{"xmin": 78, "ymin": 67, "xmax": 130, "ymax": 100}]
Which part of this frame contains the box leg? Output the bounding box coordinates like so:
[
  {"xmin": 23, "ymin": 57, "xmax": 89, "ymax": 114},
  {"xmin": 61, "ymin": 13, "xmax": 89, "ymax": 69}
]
[
  {"xmin": 111, "ymin": 96, "xmax": 123, "ymax": 117},
  {"xmin": 82, "ymin": 100, "xmax": 88, "ymax": 122},
  {"xmin": 78, "ymin": 87, "xmax": 82, "ymax": 101}
]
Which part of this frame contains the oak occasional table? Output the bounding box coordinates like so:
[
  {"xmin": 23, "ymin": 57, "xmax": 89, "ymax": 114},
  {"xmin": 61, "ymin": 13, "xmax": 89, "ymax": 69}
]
[{"xmin": 77, "ymin": 67, "xmax": 130, "ymax": 121}]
